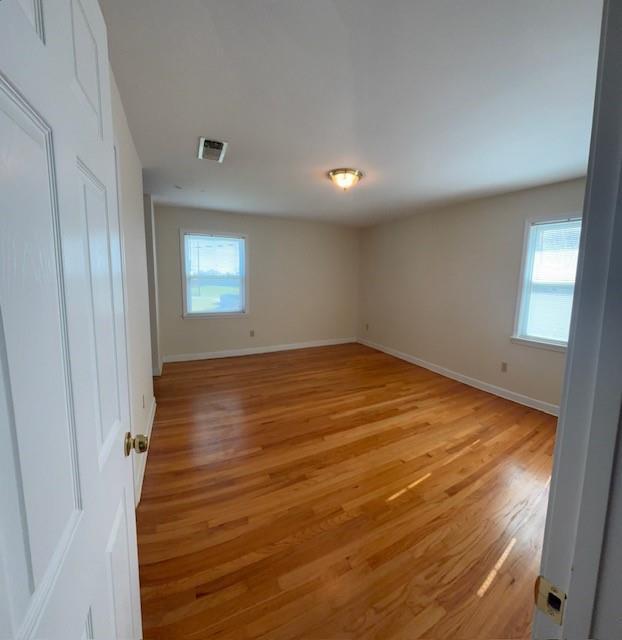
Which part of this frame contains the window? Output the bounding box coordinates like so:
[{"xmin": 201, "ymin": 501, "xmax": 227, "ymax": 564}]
[
  {"xmin": 514, "ymin": 218, "xmax": 581, "ymax": 347},
  {"xmin": 181, "ymin": 232, "xmax": 247, "ymax": 316}
]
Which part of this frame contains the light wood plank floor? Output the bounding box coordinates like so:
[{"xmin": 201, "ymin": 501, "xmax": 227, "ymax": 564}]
[{"xmin": 138, "ymin": 344, "xmax": 556, "ymax": 639}]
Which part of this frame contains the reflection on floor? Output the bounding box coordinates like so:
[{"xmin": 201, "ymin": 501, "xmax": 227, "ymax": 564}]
[{"xmin": 137, "ymin": 343, "xmax": 555, "ymax": 639}]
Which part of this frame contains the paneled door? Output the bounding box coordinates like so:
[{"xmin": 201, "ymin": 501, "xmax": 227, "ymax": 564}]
[{"xmin": 0, "ymin": 1, "xmax": 142, "ymax": 638}]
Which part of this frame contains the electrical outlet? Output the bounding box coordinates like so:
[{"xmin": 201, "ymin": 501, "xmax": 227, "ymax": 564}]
[
  {"xmin": 501, "ymin": 361, "xmax": 508, "ymax": 373},
  {"xmin": 365, "ymin": 323, "xmax": 369, "ymax": 331},
  {"xmin": 250, "ymin": 329, "xmax": 255, "ymax": 337}
]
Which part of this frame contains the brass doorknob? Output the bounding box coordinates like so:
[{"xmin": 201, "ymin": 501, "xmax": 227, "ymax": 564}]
[{"xmin": 124, "ymin": 432, "xmax": 149, "ymax": 457}]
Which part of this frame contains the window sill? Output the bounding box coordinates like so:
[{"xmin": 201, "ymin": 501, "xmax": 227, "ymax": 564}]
[
  {"xmin": 510, "ymin": 336, "xmax": 567, "ymax": 352},
  {"xmin": 183, "ymin": 311, "xmax": 249, "ymax": 319}
]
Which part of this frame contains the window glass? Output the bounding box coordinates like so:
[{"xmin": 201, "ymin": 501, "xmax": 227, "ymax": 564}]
[
  {"xmin": 516, "ymin": 219, "xmax": 581, "ymax": 344},
  {"xmin": 183, "ymin": 233, "xmax": 246, "ymax": 315}
]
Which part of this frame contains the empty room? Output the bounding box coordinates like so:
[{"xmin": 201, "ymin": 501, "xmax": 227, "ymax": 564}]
[{"xmin": 2, "ymin": 1, "xmax": 622, "ymax": 639}]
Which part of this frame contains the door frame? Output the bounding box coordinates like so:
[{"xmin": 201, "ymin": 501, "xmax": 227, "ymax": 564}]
[{"xmin": 533, "ymin": 0, "xmax": 622, "ymax": 637}]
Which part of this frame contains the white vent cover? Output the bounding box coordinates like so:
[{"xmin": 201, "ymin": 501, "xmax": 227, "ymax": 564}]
[{"xmin": 197, "ymin": 137, "xmax": 228, "ymax": 162}]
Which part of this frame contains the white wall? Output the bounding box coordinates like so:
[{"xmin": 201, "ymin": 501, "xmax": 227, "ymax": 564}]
[
  {"xmin": 151, "ymin": 180, "xmax": 584, "ymax": 409},
  {"xmin": 154, "ymin": 205, "xmax": 359, "ymax": 360},
  {"xmin": 111, "ymin": 74, "xmax": 155, "ymax": 503},
  {"xmin": 143, "ymin": 194, "xmax": 162, "ymax": 375},
  {"xmin": 359, "ymin": 178, "xmax": 586, "ymax": 410}
]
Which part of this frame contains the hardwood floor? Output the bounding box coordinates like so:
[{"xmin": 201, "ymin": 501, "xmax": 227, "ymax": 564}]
[{"xmin": 138, "ymin": 344, "xmax": 556, "ymax": 639}]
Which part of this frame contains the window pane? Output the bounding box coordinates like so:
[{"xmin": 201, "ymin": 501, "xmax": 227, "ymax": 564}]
[
  {"xmin": 184, "ymin": 234, "xmax": 246, "ymax": 314},
  {"xmin": 525, "ymin": 284, "xmax": 575, "ymax": 342},
  {"xmin": 520, "ymin": 219, "xmax": 580, "ymax": 343},
  {"xmin": 532, "ymin": 222, "xmax": 580, "ymax": 285}
]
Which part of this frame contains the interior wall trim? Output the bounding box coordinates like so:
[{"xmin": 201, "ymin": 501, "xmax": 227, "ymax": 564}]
[
  {"xmin": 134, "ymin": 396, "xmax": 156, "ymax": 506},
  {"xmin": 359, "ymin": 338, "xmax": 560, "ymax": 416},
  {"xmin": 162, "ymin": 337, "xmax": 357, "ymax": 364}
]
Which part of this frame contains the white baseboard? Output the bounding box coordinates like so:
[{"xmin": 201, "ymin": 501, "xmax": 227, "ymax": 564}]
[
  {"xmin": 162, "ymin": 337, "xmax": 357, "ymax": 363},
  {"xmin": 134, "ymin": 396, "xmax": 156, "ymax": 506},
  {"xmin": 358, "ymin": 338, "xmax": 559, "ymax": 416}
]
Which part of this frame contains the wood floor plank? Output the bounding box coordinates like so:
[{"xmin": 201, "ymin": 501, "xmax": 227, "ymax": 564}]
[{"xmin": 138, "ymin": 344, "xmax": 555, "ymax": 639}]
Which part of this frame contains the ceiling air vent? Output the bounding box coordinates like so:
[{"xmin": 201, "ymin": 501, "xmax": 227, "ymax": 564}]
[{"xmin": 197, "ymin": 137, "xmax": 228, "ymax": 162}]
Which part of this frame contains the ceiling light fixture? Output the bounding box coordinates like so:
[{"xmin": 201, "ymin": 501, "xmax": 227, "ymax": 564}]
[{"xmin": 328, "ymin": 168, "xmax": 363, "ymax": 191}]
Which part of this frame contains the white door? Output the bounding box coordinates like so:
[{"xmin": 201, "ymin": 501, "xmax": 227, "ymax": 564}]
[
  {"xmin": 0, "ymin": 2, "xmax": 142, "ymax": 639},
  {"xmin": 533, "ymin": 0, "xmax": 622, "ymax": 638}
]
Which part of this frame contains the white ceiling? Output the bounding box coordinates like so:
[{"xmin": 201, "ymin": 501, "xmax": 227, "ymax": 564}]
[{"xmin": 100, "ymin": 0, "xmax": 602, "ymax": 226}]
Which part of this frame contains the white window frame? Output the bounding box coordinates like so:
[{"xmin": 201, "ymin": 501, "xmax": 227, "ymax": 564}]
[
  {"xmin": 511, "ymin": 215, "xmax": 581, "ymax": 352},
  {"xmin": 179, "ymin": 229, "xmax": 249, "ymax": 319}
]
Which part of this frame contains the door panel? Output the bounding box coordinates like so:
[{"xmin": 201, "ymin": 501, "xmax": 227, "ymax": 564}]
[
  {"xmin": 0, "ymin": 298, "xmax": 33, "ymax": 628},
  {"xmin": 78, "ymin": 160, "xmax": 122, "ymax": 449},
  {"xmin": 16, "ymin": 0, "xmax": 44, "ymax": 40},
  {"xmin": 0, "ymin": 77, "xmax": 81, "ymax": 602},
  {"xmin": 0, "ymin": 1, "xmax": 142, "ymax": 637},
  {"xmin": 106, "ymin": 492, "xmax": 137, "ymax": 639},
  {"xmin": 82, "ymin": 608, "xmax": 95, "ymax": 640},
  {"xmin": 70, "ymin": 0, "xmax": 103, "ymax": 136}
]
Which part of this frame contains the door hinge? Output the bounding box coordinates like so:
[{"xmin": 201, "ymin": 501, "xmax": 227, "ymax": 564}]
[{"xmin": 534, "ymin": 575, "xmax": 567, "ymax": 625}]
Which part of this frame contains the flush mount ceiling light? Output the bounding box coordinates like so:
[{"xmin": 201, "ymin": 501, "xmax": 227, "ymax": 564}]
[{"xmin": 328, "ymin": 168, "xmax": 363, "ymax": 191}]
